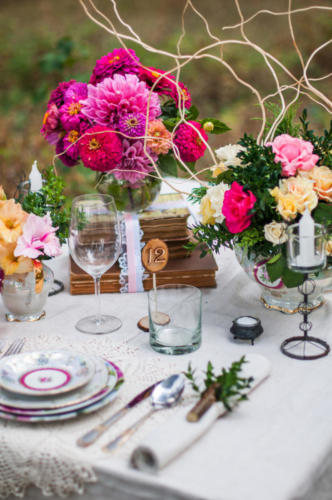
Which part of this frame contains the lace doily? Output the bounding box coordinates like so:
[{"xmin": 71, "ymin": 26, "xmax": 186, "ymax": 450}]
[{"xmin": 0, "ymin": 334, "xmax": 180, "ymax": 498}]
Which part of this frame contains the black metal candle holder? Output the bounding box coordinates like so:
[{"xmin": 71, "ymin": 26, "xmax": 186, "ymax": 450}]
[{"xmin": 280, "ymin": 273, "xmax": 330, "ymax": 360}]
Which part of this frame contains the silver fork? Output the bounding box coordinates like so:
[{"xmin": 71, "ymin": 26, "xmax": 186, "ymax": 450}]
[{"xmin": 0, "ymin": 338, "xmax": 26, "ymax": 359}]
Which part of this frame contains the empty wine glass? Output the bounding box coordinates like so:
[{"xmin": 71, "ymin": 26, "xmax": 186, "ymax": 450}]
[{"xmin": 69, "ymin": 194, "xmax": 122, "ymax": 334}]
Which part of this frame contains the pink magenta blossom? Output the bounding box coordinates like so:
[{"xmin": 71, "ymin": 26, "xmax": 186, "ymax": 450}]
[
  {"xmin": 118, "ymin": 112, "xmax": 147, "ymax": 138},
  {"xmin": 56, "ymin": 139, "xmax": 79, "ymax": 167},
  {"xmin": 173, "ymin": 121, "xmax": 208, "ymax": 163},
  {"xmin": 139, "ymin": 66, "xmax": 192, "ymax": 109},
  {"xmin": 113, "ymin": 139, "xmax": 157, "ymax": 184},
  {"xmin": 48, "ymin": 80, "xmax": 76, "ymax": 108},
  {"xmin": 267, "ymin": 134, "xmax": 319, "ymax": 177},
  {"xmin": 14, "ymin": 214, "xmax": 61, "ymax": 259},
  {"xmin": 81, "ymin": 74, "xmax": 161, "ymax": 129},
  {"xmin": 89, "ymin": 48, "xmax": 140, "ymax": 85},
  {"xmin": 40, "ymin": 103, "xmax": 61, "ymax": 145},
  {"xmin": 222, "ymin": 182, "xmax": 256, "ymax": 234},
  {"xmin": 78, "ymin": 125, "xmax": 123, "ymax": 172}
]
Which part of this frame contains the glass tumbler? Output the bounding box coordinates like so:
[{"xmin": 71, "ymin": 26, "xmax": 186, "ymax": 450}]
[{"xmin": 148, "ymin": 284, "xmax": 202, "ymax": 355}]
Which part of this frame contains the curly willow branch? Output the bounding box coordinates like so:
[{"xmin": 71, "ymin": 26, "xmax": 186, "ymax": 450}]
[{"xmin": 77, "ymin": 0, "xmax": 331, "ymax": 190}]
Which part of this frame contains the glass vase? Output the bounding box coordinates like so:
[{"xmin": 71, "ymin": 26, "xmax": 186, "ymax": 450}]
[
  {"xmin": 96, "ymin": 174, "xmax": 161, "ymax": 213},
  {"xmin": 1, "ymin": 264, "xmax": 54, "ymax": 322}
]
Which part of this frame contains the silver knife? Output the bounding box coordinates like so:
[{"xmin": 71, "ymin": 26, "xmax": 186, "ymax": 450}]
[{"xmin": 77, "ymin": 381, "xmax": 159, "ymax": 447}]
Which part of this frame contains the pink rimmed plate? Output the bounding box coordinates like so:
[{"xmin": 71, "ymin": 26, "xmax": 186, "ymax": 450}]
[{"xmin": 0, "ymin": 351, "xmax": 95, "ymax": 397}]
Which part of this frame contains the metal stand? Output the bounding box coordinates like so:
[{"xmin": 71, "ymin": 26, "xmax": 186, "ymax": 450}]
[
  {"xmin": 280, "ymin": 273, "xmax": 330, "ymax": 360},
  {"xmin": 49, "ymin": 279, "xmax": 64, "ymax": 297}
]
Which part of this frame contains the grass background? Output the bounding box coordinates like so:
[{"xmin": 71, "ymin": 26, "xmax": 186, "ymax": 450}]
[{"xmin": 0, "ymin": 0, "xmax": 331, "ymax": 197}]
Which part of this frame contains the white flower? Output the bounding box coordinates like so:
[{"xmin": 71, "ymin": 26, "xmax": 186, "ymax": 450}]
[
  {"xmin": 264, "ymin": 221, "xmax": 288, "ymax": 245},
  {"xmin": 200, "ymin": 183, "xmax": 230, "ymax": 225},
  {"xmin": 215, "ymin": 144, "xmax": 245, "ymax": 168}
]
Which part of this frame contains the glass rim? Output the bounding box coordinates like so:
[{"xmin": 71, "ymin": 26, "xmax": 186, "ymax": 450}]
[
  {"xmin": 148, "ymin": 284, "xmax": 202, "ymax": 297},
  {"xmin": 71, "ymin": 193, "xmax": 116, "ymax": 204},
  {"xmin": 287, "ymin": 222, "xmax": 325, "ymax": 234}
]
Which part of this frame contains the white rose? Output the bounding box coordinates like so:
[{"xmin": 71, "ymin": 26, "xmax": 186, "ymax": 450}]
[
  {"xmin": 200, "ymin": 183, "xmax": 230, "ymax": 224},
  {"xmin": 215, "ymin": 144, "xmax": 246, "ymax": 168},
  {"xmin": 264, "ymin": 221, "xmax": 288, "ymax": 245}
]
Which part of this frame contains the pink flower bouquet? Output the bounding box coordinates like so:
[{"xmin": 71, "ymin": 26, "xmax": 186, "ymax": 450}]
[{"xmin": 41, "ymin": 48, "xmax": 229, "ymax": 186}]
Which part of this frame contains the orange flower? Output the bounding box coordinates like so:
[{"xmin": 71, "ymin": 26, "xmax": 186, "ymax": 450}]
[
  {"xmin": 301, "ymin": 166, "xmax": 332, "ymax": 202},
  {"xmin": 147, "ymin": 120, "xmax": 172, "ymax": 155},
  {"xmin": 0, "ymin": 200, "xmax": 28, "ymax": 244},
  {"xmin": 0, "ymin": 243, "xmax": 33, "ymax": 275}
]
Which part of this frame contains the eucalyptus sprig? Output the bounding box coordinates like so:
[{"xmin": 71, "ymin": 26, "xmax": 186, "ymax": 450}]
[{"xmin": 185, "ymin": 356, "xmax": 254, "ymax": 412}]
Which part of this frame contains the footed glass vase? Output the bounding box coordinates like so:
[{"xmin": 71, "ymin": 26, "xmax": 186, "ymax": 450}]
[
  {"xmin": 1, "ymin": 264, "xmax": 54, "ymax": 322},
  {"xmin": 235, "ymin": 245, "xmax": 332, "ymax": 314},
  {"xmin": 96, "ymin": 173, "xmax": 161, "ymax": 213}
]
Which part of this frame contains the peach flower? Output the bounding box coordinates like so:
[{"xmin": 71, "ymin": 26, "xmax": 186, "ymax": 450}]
[
  {"xmin": 0, "ymin": 243, "xmax": 33, "ymax": 275},
  {"xmin": 301, "ymin": 166, "xmax": 332, "ymax": 202},
  {"xmin": 0, "ymin": 200, "xmax": 28, "ymax": 244},
  {"xmin": 270, "ymin": 176, "xmax": 318, "ymax": 221},
  {"xmin": 146, "ymin": 120, "xmax": 172, "ymax": 155}
]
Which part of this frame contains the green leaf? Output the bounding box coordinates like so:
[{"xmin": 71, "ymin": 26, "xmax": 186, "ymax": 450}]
[
  {"xmin": 266, "ymin": 253, "xmax": 285, "ymax": 282},
  {"xmin": 313, "ymin": 203, "xmax": 332, "ymax": 226},
  {"xmin": 163, "ymin": 117, "xmax": 178, "ymax": 131},
  {"xmin": 200, "ymin": 118, "xmax": 231, "ymax": 134},
  {"xmin": 281, "ymin": 268, "xmax": 304, "ymax": 288},
  {"xmin": 186, "ymin": 105, "xmax": 199, "ymax": 121},
  {"xmin": 158, "ymin": 154, "xmax": 178, "ymax": 177}
]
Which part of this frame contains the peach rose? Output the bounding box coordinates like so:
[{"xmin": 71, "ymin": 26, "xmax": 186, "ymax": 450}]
[
  {"xmin": 301, "ymin": 166, "xmax": 332, "ymax": 202},
  {"xmin": 270, "ymin": 177, "xmax": 318, "ymax": 221}
]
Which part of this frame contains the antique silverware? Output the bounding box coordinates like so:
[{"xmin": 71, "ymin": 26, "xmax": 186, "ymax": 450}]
[
  {"xmin": 77, "ymin": 380, "xmax": 159, "ymax": 447},
  {"xmin": 103, "ymin": 373, "xmax": 185, "ymax": 452},
  {"xmin": 0, "ymin": 338, "xmax": 25, "ymax": 359}
]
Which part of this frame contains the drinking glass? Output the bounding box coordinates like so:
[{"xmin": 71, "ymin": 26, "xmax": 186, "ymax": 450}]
[{"xmin": 69, "ymin": 194, "xmax": 122, "ymax": 334}]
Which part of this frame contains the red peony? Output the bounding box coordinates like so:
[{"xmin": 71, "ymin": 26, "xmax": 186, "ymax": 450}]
[
  {"xmin": 222, "ymin": 182, "xmax": 256, "ymax": 233},
  {"xmin": 173, "ymin": 121, "xmax": 208, "ymax": 163},
  {"xmin": 78, "ymin": 126, "xmax": 123, "ymax": 172}
]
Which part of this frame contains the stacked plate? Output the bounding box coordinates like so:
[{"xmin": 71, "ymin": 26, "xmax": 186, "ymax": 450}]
[{"xmin": 0, "ymin": 350, "xmax": 124, "ymax": 423}]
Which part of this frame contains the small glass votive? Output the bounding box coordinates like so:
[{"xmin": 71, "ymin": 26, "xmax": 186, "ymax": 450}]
[
  {"xmin": 287, "ymin": 223, "xmax": 326, "ymax": 273},
  {"xmin": 148, "ymin": 284, "xmax": 202, "ymax": 355}
]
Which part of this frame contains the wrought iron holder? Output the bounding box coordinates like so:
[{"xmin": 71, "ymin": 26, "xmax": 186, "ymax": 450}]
[{"xmin": 280, "ymin": 273, "xmax": 330, "ymax": 360}]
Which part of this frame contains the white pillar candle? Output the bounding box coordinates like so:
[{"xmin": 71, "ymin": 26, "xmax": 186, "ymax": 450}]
[
  {"xmin": 29, "ymin": 161, "xmax": 43, "ymax": 193},
  {"xmin": 297, "ymin": 208, "xmax": 315, "ymax": 268}
]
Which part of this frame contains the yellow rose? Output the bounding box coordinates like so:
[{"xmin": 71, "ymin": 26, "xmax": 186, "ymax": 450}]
[
  {"xmin": 306, "ymin": 166, "xmax": 332, "ymax": 202},
  {"xmin": 285, "ymin": 177, "xmax": 318, "ymax": 213},
  {"xmin": 200, "ymin": 197, "xmax": 216, "ymax": 225},
  {"xmin": 200, "ymin": 183, "xmax": 230, "ymax": 225},
  {"xmin": 211, "ymin": 162, "xmax": 228, "ymax": 177},
  {"xmin": 276, "ymin": 193, "xmax": 298, "ymax": 221}
]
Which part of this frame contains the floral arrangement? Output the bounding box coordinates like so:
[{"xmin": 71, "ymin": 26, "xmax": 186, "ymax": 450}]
[
  {"xmin": 190, "ymin": 110, "xmax": 332, "ymax": 287},
  {"xmin": 0, "ymin": 169, "xmax": 67, "ymax": 291},
  {"xmin": 41, "ymin": 47, "xmax": 229, "ymax": 186}
]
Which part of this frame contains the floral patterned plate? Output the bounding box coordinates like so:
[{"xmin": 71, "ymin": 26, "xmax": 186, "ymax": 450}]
[
  {"xmin": 0, "ymin": 355, "xmax": 110, "ymax": 410},
  {"xmin": 0, "ymin": 359, "xmax": 122, "ymax": 417},
  {"xmin": 0, "ymin": 351, "xmax": 95, "ymax": 397}
]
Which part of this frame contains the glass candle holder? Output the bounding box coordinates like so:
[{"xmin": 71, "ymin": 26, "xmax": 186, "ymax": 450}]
[
  {"xmin": 287, "ymin": 223, "xmax": 326, "ymax": 273},
  {"xmin": 148, "ymin": 284, "xmax": 202, "ymax": 355}
]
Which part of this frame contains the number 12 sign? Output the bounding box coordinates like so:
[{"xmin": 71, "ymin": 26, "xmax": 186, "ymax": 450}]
[{"xmin": 141, "ymin": 239, "xmax": 169, "ymax": 273}]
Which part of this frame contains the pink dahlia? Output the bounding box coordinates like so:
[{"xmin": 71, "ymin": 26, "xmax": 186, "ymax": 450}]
[
  {"xmin": 113, "ymin": 139, "xmax": 157, "ymax": 184},
  {"xmin": 48, "ymin": 80, "xmax": 76, "ymax": 108},
  {"xmin": 267, "ymin": 134, "xmax": 319, "ymax": 177},
  {"xmin": 118, "ymin": 112, "xmax": 147, "ymax": 138},
  {"xmin": 222, "ymin": 182, "xmax": 256, "ymax": 234},
  {"xmin": 78, "ymin": 125, "xmax": 123, "ymax": 172},
  {"xmin": 81, "ymin": 74, "xmax": 161, "ymax": 129},
  {"xmin": 173, "ymin": 121, "xmax": 208, "ymax": 163},
  {"xmin": 90, "ymin": 48, "xmax": 140, "ymax": 85},
  {"xmin": 40, "ymin": 103, "xmax": 61, "ymax": 145},
  {"xmin": 147, "ymin": 120, "xmax": 172, "ymax": 155},
  {"xmin": 139, "ymin": 66, "xmax": 192, "ymax": 109},
  {"xmin": 64, "ymin": 82, "xmax": 88, "ymax": 103}
]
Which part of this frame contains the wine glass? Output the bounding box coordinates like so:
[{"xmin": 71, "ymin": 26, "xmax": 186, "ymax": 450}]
[{"xmin": 69, "ymin": 194, "xmax": 122, "ymax": 334}]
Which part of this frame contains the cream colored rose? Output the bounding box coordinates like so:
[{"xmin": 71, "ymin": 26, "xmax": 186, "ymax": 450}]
[
  {"xmin": 326, "ymin": 239, "xmax": 332, "ymax": 256},
  {"xmin": 270, "ymin": 177, "xmax": 318, "ymax": 220},
  {"xmin": 215, "ymin": 144, "xmax": 245, "ymax": 168},
  {"xmin": 264, "ymin": 221, "xmax": 288, "ymax": 245},
  {"xmin": 200, "ymin": 183, "xmax": 230, "ymax": 225},
  {"xmin": 302, "ymin": 166, "xmax": 332, "ymax": 202}
]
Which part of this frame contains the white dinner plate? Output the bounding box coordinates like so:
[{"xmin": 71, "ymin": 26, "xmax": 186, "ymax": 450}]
[
  {"xmin": 0, "ymin": 355, "xmax": 110, "ymax": 410},
  {"xmin": 0, "ymin": 359, "xmax": 122, "ymax": 416},
  {"xmin": 0, "ymin": 350, "xmax": 95, "ymax": 397}
]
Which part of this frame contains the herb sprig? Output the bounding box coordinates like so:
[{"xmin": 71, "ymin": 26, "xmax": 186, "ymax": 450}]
[{"xmin": 185, "ymin": 356, "xmax": 254, "ymax": 412}]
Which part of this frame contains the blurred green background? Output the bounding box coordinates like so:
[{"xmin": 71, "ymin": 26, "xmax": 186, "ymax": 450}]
[{"xmin": 0, "ymin": 0, "xmax": 331, "ymax": 197}]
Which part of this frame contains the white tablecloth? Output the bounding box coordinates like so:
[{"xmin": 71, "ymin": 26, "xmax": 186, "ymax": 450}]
[{"xmin": 1, "ymin": 181, "xmax": 332, "ymax": 500}]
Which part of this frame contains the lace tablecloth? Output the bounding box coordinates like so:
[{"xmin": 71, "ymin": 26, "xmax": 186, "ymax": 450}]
[{"xmin": 1, "ymin": 191, "xmax": 332, "ymax": 500}]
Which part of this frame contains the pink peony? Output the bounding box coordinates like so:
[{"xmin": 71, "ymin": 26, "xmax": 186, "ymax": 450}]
[
  {"xmin": 113, "ymin": 139, "xmax": 157, "ymax": 184},
  {"xmin": 173, "ymin": 121, "xmax": 208, "ymax": 163},
  {"xmin": 48, "ymin": 80, "xmax": 76, "ymax": 108},
  {"xmin": 78, "ymin": 125, "xmax": 123, "ymax": 172},
  {"xmin": 267, "ymin": 134, "xmax": 319, "ymax": 177},
  {"xmin": 40, "ymin": 103, "xmax": 61, "ymax": 145},
  {"xmin": 15, "ymin": 214, "xmax": 61, "ymax": 259},
  {"xmin": 81, "ymin": 74, "xmax": 161, "ymax": 129},
  {"xmin": 222, "ymin": 182, "xmax": 256, "ymax": 233},
  {"xmin": 139, "ymin": 66, "xmax": 192, "ymax": 109},
  {"xmin": 89, "ymin": 48, "xmax": 141, "ymax": 85}
]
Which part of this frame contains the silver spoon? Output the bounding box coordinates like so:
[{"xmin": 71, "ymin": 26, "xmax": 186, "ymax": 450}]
[{"xmin": 103, "ymin": 373, "xmax": 185, "ymax": 452}]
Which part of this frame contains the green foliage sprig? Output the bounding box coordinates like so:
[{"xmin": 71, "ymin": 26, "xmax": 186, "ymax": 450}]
[
  {"xmin": 21, "ymin": 167, "xmax": 69, "ymax": 245},
  {"xmin": 185, "ymin": 356, "xmax": 254, "ymax": 412},
  {"xmin": 300, "ymin": 110, "xmax": 332, "ymax": 168}
]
